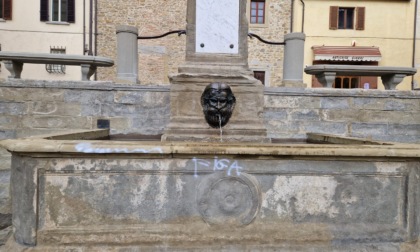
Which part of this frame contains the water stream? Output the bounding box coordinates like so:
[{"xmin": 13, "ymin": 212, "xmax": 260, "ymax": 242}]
[{"xmin": 218, "ymin": 114, "xmax": 223, "ymax": 142}]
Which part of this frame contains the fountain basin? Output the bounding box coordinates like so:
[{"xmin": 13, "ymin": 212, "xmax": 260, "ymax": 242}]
[{"xmin": 1, "ymin": 129, "xmax": 419, "ymax": 250}]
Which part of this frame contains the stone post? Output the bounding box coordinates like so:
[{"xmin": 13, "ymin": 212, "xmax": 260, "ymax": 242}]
[
  {"xmin": 282, "ymin": 32, "xmax": 306, "ymax": 87},
  {"xmin": 116, "ymin": 25, "xmax": 138, "ymax": 83}
]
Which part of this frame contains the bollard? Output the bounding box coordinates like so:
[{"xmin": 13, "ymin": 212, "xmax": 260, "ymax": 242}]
[
  {"xmin": 282, "ymin": 32, "xmax": 306, "ymax": 87},
  {"xmin": 116, "ymin": 25, "xmax": 139, "ymax": 83}
]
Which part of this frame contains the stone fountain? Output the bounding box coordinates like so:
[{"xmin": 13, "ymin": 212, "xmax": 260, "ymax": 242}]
[
  {"xmin": 1, "ymin": 0, "xmax": 420, "ymax": 251},
  {"xmin": 161, "ymin": 0, "xmax": 268, "ymax": 142}
]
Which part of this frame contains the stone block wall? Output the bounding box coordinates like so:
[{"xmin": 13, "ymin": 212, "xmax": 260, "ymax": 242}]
[
  {"xmin": 1, "ymin": 79, "xmax": 420, "ymax": 215},
  {"xmin": 0, "ymin": 80, "xmax": 171, "ymax": 214},
  {"xmin": 248, "ymin": 0, "xmax": 292, "ymax": 86},
  {"xmin": 264, "ymin": 87, "xmax": 420, "ymax": 143},
  {"xmin": 96, "ymin": 0, "xmax": 188, "ymax": 84}
]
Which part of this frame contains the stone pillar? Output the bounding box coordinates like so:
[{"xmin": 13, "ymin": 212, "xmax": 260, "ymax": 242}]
[
  {"xmin": 116, "ymin": 25, "xmax": 138, "ymax": 83},
  {"xmin": 282, "ymin": 32, "xmax": 306, "ymax": 88}
]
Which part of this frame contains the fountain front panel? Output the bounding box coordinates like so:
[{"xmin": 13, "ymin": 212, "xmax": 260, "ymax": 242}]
[{"xmin": 2, "ymin": 129, "xmax": 419, "ymax": 250}]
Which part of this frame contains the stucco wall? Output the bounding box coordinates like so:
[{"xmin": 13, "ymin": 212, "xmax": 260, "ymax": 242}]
[
  {"xmin": 1, "ymin": 79, "xmax": 420, "ymax": 215},
  {"xmin": 295, "ymin": 0, "xmax": 417, "ymax": 90},
  {"xmin": 0, "ymin": 0, "xmax": 90, "ymax": 81}
]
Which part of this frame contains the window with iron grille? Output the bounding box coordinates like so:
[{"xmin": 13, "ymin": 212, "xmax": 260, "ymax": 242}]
[
  {"xmin": 46, "ymin": 47, "xmax": 66, "ymax": 74},
  {"xmin": 334, "ymin": 76, "xmax": 359, "ymax": 89},
  {"xmin": 250, "ymin": 0, "xmax": 265, "ymax": 24}
]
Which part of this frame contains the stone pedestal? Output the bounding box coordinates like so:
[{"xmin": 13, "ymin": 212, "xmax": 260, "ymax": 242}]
[
  {"xmin": 162, "ymin": 73, "xmax": 269, "ymax": 142},
  {"xmin": 281, "ymin": 32, "xmax": 306, "ymax": 88},
  {"xmin": 162, "ymin": 0, "xmax": 268, "ymax": 142},
  {"xmin": 116, "ymin": 25, "xmax": 138, "ymax": 84}
]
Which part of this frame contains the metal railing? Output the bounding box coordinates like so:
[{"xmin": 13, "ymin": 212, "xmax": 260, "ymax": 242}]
[
  {"xmin": 137, "ymin": 30, "xmax": 284, "ymax": 46},
  {"xmin": 138, "ymin": 30, "xmax": 186, "ymax": 40}
]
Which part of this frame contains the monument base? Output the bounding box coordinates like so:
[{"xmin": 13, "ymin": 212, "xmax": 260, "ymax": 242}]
[
  {"xmin": 280, "ymin": 80, "xmax": 307, "ymax": 88},
  {"xmin": 179, "ymin": 62, "xmax": 253, "ymax": 76},
  {"xmin": 161, "ymin": 73, "xmax": 269, "ymax": 143}
]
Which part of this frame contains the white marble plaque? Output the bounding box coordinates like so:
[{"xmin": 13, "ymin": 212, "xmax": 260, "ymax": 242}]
[{"xmin": 196, "ymin": 0, "xmax": 239, "ymax": 54}]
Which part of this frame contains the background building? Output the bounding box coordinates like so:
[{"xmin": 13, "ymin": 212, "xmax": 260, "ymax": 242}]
[
  {"xmin": 0, "ymin": 0, "xmax": 95, "ymax": 81},
  {"xmin": 293, "ymin": 0, "xmax": 418, "ymax": 90},
  {"xmin": 1, "ymin": 0, "xmax": 419, "ymax": 89}
]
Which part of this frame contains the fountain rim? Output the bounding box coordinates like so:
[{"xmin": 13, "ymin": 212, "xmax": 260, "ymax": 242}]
[{"xmin": 1, "ymin": 129, "xmax": 419, "ymax": 158}]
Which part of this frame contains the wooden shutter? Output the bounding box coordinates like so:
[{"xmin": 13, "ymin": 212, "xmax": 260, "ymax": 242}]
[
  {"xmin": 40, "ymin": 0, "xmax": 49, "ymax": 21},
  {"xmin": 329, "ymin": 6, "xmax": 338, "ymax": 30},
  {"xmin": 67, "ymin": 0, "xmax": 75, "ymax": 23},
  {"xmin": 356, "ymin": 7, "xmax": 365, "ymax": 30},
  {"xmin": 3, "ymin": 0, "xmax": 12, "ymax": 20}
]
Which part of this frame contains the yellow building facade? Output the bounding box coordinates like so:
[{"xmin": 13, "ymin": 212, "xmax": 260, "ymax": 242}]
[{"xmin": 293, "ymin": 0, "xmax": 418, "ymax": 90}]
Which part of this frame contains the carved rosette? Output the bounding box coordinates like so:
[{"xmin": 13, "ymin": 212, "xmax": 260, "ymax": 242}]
[{"xmin": 196, "ymin": 172, "xmax": 261, "ymax": 226}]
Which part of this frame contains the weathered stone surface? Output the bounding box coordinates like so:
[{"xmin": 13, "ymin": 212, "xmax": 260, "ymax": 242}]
[
  {"xmin": 0, "ymin": 226, "xmax": 12, "ymax": 247},
  {"xmin": 28, "ymin": 102, "xmax": 81, "ymax": 116},
  {"xmin": 64, "ymin": 90, "xmax": 115, "ymax": 104},
  {"xmin": 1, "ymin": 132, "xmax": 420, "ymax": 250},
  {"xmin": 0, "ymin": 102, "xmax": 27, "ymax": 115},
  {"xmin": 351, "ymin": 123, "xmax": 389, "ymax": 138},
  {"xmin": 0, "ymin": 88, "xmax": 64, "ymax": 102},
  {"xmin": 0, "ymin": 80, "xmax": 419, "ymax": 144},
  {"xmin": 1, "ymin": 80, "xmax": 420, "ymax": 241},
  {"xmin": 0, "ymin": 130, "xmax": 15, "ymax": 140},
  {"xmin": 21, "ymin": 116, "xmax": 92, "ymax": 129},
  {"xmin": 0, "ymin": 171, "xmax": 11, "ymax": 213},
  {"xmin": 0, "ymin": 115, "xmax": 18, "ymax": 128},
  {"xmin": 114, "ymin": 90, "xmax": 170, "ymax": 106},
  {"xmin": 320, "ymin": 97, "xmax": 351, "ymax": 109}
]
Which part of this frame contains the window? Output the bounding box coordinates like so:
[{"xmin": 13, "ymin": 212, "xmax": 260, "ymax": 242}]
[
  {"xmin": 46, "ymin": 46, "xmax": 66, "ymax": 74},
  {"xmin": 338, "ymin": 8, "xmax": 354, "ymax": 29},
  {"xmin": 250, "ymin": 0, "xmax": 265, "ymax": 24},
  {"xmin": 0, "ymin": 0, "xmax": 12, "ymax": 20},
  {"xmin": 254, "ymin": 71, "xmax": 265, "ymax": 85},
  {"xmin": 334, "ymin": 76, "xmax": 359, "ymax": 89},
  {"xmin": 40, "ymin": 0, "xmax": 75, "ymax": 23},
  {"xmin": 330, "ymin": 6, "xmax": 365, "ymax": 30}
]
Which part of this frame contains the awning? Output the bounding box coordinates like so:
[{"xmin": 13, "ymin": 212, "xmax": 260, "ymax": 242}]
[{"xmin": 312, "ymin": 46, "xmax": 382, "ymax": 62}]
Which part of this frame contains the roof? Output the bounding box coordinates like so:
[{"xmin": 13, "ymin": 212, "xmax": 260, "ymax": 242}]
[{"xmin": 312, "ymin": 46, "xmax": 382, "ymax": 62}]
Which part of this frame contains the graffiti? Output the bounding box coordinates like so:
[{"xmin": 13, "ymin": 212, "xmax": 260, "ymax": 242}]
[
  {"xmin": 75, "ymin": 142, "xmax": 163, "ymax": 154},
  {"xmin": 192, "ymin": 156, "xmax": 243, "ymax": 177}
]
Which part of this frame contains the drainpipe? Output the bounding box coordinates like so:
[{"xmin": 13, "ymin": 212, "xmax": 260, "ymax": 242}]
[
  {"xmin": 88, "ymin": 0, "xmax": 93, "ymax": 55},
  {"xmin": 94, "ymin": 0, "xmax": 98, "ymax": 80},
  {"xmin": 94, "ymin": 0, "xmax": 98, "ymax": 57},
  {"xmin": 83, "ymin": 0, "xmax": 86, "ymax": 54},
  {"xmin": 291, "ymin": 0, "xmax": 294, "ymax": 32},
  {"xmin": 412, "ymin": 0, "xmax": 418, "ymax": 90},
  {"xmin": 300, "ymin": 0, "xmax": 305, "ymax": 33}
]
